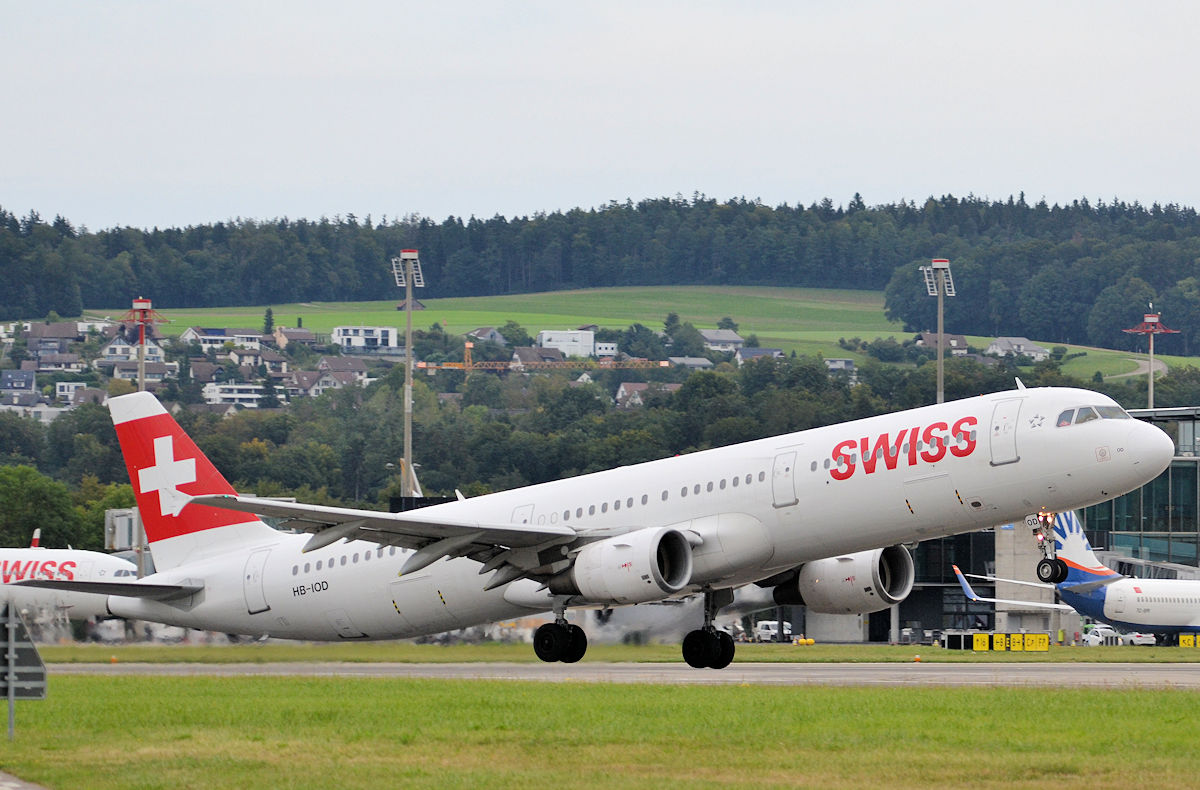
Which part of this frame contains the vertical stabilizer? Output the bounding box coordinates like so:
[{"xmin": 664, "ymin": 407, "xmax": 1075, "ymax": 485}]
[
  {"xmin": 109, "ymin": 391, "xmax": 278, "ymax": 569},
  {"xmin": 1053, "ymin": 511, "xmax": 1122, "ymax": 586}
]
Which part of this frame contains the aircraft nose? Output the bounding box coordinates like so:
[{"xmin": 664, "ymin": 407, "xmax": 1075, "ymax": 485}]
[{"xmin": 1128, "ymin": 421, "xmax": 1174, "ymax": 477}]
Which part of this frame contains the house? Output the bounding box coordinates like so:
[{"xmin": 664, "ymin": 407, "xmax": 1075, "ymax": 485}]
[
  {"xmin": 97, "ymin": 336, "xmax": 166, "ymax": 365},
  {"xmin": 55, "ymin": 381, "xmax": 88, "ymax": 402},
  {"xmin": 735, "ymin": 348, "xmax": 784, "ymax": 365},
  {"xmin": 668, "ymin": 356, "xmax": 714, "ymax": 370},
  {"xmin": 285, "ymin": 370, "xmax": 353, "ymax": 399},
  {"xmin": 595, "ymin": 342, "xmax": 617, "ymax": 357},
  {"xmin": 511, "ymin": 347, "xmax": 565, "ymax": 370},
  {"xmin": 25, "ymin": 321, "xmax": 84, "ymax": 344},
  {"xmin": 0, "ymin": 370, "xmax": 36, "ymax": 393},
  {"xmin": 272, "ymin": 326, "xmax": 318, "ymax": 349},
  {"xmin": 202, "ymin": 381, "xmax": 265, "ymax": 408},
  {"xmin": 824, "ymin": 358, "xmax": 859, "ymax": 384},
  {"xmin": 259, "ymin": 347, "xmax": 290, "ymax": 376},
  {"xmin": 179, "ymin": 327, "xmax": 264, "ymax": 351},
  {"xmin": 318, "ymin": 356, "xmax": 368, "ymax": 382},
  {"xmin": 35, "ymin": 353, "xmax": 85, "ymax": 373},
  {"xmin": 331, "ymin": 325, "xmax": 400, "ymax": 352},
  {"xmin": 914, "ymin": 332, "xmax": 970, "ymax": 356},
  {"xmin": 111, "ymin": 361, "xmax": 178, "ymax": 386},
  {"xmin": 986, "ymin": 337, "xmax": 1050, "ymax": 362},
  {"xmin": 70, "ymin": 387, "xmax": 108, "ymax": 407},
  {"xmin": 699, "ymin": 329, "xmax": 744, "ymax": 353},
  {"xmin": 467, "ymin": 327, "xmax": 507, "ymax": 346},
  {"xmin": 615, "ymin": 381, "xmax": 682, "ymax": 409},
  {"xmin": 536, "ymin": 330, "xmax": 594, "ymax": 358}
]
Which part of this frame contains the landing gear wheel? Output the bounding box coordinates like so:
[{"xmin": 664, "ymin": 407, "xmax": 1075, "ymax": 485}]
[
  {"xmin": 710, "ymin": 630, "xmax": 736, "ymax": 669},
  {"xmin": 1036, "ymin": 558, "xmax": 1058, "ymax": 583},
  {"xmin": 561, "ymin": 624, "xmax": 588, "ymax": 663},
  {"xmin": 682, "ymin": 629, "xmax": 715, "ymax": 669},
  {"xmin": 533, "ymin": 622, "xmax": 567, "ymax": 662},
  {"xmin": 1053, "ymin": 558, "xmax": 1068, "ymax": 583}
]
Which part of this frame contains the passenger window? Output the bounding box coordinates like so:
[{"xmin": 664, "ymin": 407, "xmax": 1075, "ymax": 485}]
[
  {"xmin": 707, "ymin": 482, "xmax": 714, "ymax": 492},
  {"xmin": 563, "ymin": 510, "xmax": 570, "ymax": 521},
  {"xmin": 304, "ymin": 562, "xmax": 311, "ymax": 573},
  {"xmin": 576, "ymin": 508, "xmax": 583, "ymax": 518},
  {"xmin": 745, "ymin": 474, "xmax": 752, "ymax": 484},
  {"xmin": 1075, "ymin": 407, "xmax": 1099, "ymax": 424},
  {"xmin": 680, "ymin": 486, "xmax": 688, "ymax": 497},
  {"xmin": 292, "ymin": 565, "xmax": 298, "ymax": 576},
  {"xmin": 613, "ymin": 500, "xmax": 620, "ymax": 511},
  {"xmin": 693, "ymin": 484, "xmax": 701, "ymax": 495},
  {"xmin": 732, "ymin": 477, "xmax": 739, "ymax": 487},
  {"xmin": 1057, "ymin": 409, "xmax": 1074, "ymax": 427},
  {"xmin": 627, "ymin": 497, "xmax": 634, "ymax": 508},
  {"xmin": 340, "ymin": 556, "xmax": 347, "ymax": 566},
  {"xmin": 588, "ymin": 505, "xmax": 596, "ymax": 515},
  {"xmin": 641, "ymin": 494, "xmax": 648, "ymax": 505},
  {"xmin": 601, "ymin": 502, "xmax": 608, "ymax": 513},
  {"xmin": 758, "ymin": 471, "xmax": 765, "ymax": 482},
  {"xmin": 661, "ymin": 490, "xmax": 669, "ymax": 501},
  {"xmin": 316, "ymin": 560, "xmax": 323, "ymax": 570},
  {"xmin": 720, "ymin": 479, "xmax": 727, "ymax": 489}
]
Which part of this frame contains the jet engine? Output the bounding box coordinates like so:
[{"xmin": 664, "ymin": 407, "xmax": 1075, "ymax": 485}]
[
  {"xmin": 549, "ymin": 527, "xmax": 693, "ymax": 605},
  {"xmin": 770, "ymin": 545, "xmax": 914, "ymax": 615}
]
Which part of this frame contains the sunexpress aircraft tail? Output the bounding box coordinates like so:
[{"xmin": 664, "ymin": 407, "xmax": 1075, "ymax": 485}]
[{"xmin": 1050, "ymin": 510, "xmax": 1124, "ymax": 621}]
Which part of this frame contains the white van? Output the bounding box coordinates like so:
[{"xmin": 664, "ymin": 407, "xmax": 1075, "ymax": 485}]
[{"xmin": 755, "ymin": 620, "xmax": 792, "ymax": 642}]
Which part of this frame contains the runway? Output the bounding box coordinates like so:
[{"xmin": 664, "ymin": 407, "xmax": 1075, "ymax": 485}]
[{"xmin": 48, "ymin": 661, "xmax": 1200, "ymax": 688}]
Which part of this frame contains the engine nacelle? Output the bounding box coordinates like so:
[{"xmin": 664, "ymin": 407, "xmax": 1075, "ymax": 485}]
[
  {"xmin": 772, "ymin": 545, "xmax": 914, "ymax": 615},
  {"xmin": 549, "ymin": 527, "xmax": 693, "ymax": 605}
]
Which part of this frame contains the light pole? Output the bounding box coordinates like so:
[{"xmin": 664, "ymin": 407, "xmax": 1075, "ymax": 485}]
[
  {"xmin": 919, "ymin": 259, "xmax": 956, "ymax": 405},
  {"xmin": 391, "ymin": 250, "xmax": 424, "ymax": 498}
]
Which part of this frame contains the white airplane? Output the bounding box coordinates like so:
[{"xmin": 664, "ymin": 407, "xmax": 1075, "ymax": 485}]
[
  {"xmin": 0, "ymin": 530, "xmax": 138, "ymax": 621},
  {"xmin": 18, "ymin": 385, "xmax": 1172, "ymax": 668},
  {"xmin": 954, "ymin": 510, "xmax": 1200, "ymax": 639}
]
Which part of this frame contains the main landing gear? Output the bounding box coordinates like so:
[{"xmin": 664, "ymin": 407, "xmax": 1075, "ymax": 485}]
[
  {"xmin": 682, "ymin": 588, "xmax": 736, "ymax": 669},
  {"xmin": 534, "ymin": 605, "xmax": 588, "ymax": 663},
  {"xmin": 1032, "ymin": 510, "xmax": 1069, "ymax": 584}
]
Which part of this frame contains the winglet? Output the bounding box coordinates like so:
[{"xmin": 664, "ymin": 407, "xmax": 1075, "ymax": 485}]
[{"xmin": 952, "ymin": 564, "xmax": 983, "ymax": 601}]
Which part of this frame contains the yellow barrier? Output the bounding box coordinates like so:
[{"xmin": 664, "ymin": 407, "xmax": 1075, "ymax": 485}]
[
  {"xmin": 1010, "ymin": 633, "xmax": 1025, "ymax": 652},
  {"xmin": 992, "ymin": 633, "xmax": 1007, "ymax": 651},
  {"xmin": 1182, "ymin": 634, "xmax": 1196, "ymax": 648},
  {"xmin": 972, "ymin": 633, "xmax": 990, "ymax": 651}
]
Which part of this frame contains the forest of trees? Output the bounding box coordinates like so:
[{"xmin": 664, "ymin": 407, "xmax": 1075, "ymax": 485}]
[{"xmin": 4, "ymin": 193, "xmax": 1200, "ymax": 354}]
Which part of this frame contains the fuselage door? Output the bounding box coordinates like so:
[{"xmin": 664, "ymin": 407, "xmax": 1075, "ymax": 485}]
[
  {"xmin": 772, "ymin": 451, "xmax": 799, "ymax": 508},
  {"xmin": 989, "ymin": 399, "xmax": 1023, "ymax": 466},
  {"xmin": 511, "ymin": 504, "xmax": 534, "ymax": 524},
  {"xmin": 1111, "ymin": 588, "xmax": 1125, "ymax": 615},
  {"xmin": 242, "ymin": 548, "xmax": 271, "ymax": 615}
]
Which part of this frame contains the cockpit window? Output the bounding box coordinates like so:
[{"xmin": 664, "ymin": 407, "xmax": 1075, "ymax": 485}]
[
  {"xmin": 1096, "ymin": 406, "xmax": 1131, "ymax": 419},
  {"xmin": 1056, "ymin": 409, "xmax": 1074, "ymax": 427},
  {"xmin": 1074, "ymin": 407, "xmax": 1099, "ymax": 424}
]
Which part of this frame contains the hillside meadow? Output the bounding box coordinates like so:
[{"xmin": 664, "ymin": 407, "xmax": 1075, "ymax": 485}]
[{"xmin": 92, "ymin": 285, "xmax": 1178, "ymax": 379}]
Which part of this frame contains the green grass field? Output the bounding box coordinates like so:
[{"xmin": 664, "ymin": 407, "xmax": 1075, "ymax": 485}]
[
  {"xmin": 3, "ymin": 675, "xmax": 1198, "ymax": 789},
  {"xmin": 93, "ymin": 285, "xmax": 1191, "ymax": 375}
]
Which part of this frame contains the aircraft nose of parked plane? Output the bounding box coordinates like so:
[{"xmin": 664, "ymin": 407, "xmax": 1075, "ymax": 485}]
[{"xmin": 1128, "ymin": 421, "xmax": 1175, "ymax": 478}]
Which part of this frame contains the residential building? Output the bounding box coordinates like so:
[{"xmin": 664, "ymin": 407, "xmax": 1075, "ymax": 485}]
[
  {"xmin": 536, "ymin": 330, "xmax": 594, "ymax": 358},
  {"xmin": 179, "ymin": 327, "xmax": 264, "ymax": 351},
  {"xmin": 735, "ymin": 348, "xmax": 784, "ymax": 365},
  {"xmin": 668, "ymin": 356, "xmax": 714, "ymax": 370},
  {"xmin": 272, "ymin": 326, "xmax": 318, "ymax": 349},
  {"xmin": 202, "ymin": 381, "xmax": 264, "ymax": 408},
  {"xmin": 699, "ymin": 329, "xmax": 744, "ymax": 353},
  {"xmin": 111, "ymin": 361, "xmax": 178, "ymax": 386},
  {"xmin": 318, "ymin": 356, "xmax": 368, "ymax": 382},
  {"xmin": 615, "ymin": 381, "xmax": 682, "ymax": 409},
  {"xmin": 332, "ymin": 325, "xmax": 400, "ymax": 352},
  {"xmin": 55, "ymin": 381, "xmax": 88, "ymax": 401},
  {"xmin": 914, "ymin": 332, "xmax": 970, "ymax": 356},
  {"xmin": 0, "ymin": 370, "xmax": 36, "ymax": 394},
  {"xmin": 467, "ymin": 327, "xmax": 507, "ymax": 346},
  {"xmin": 511, "ymin": 347, "xmax": 565, "ymax": 370},
  {"xmin": 97, "ymin": 336, "xmax": 166, "ymax": 365},
  {"xmin": 595, "ymin": 342, "xmax": 617, "ymax": 357},
  {"xmin": 35, "ymin": 353, "xmax": 85, "ymax": 373},
  {"xmin": 986, "ymin": 337, "xmax": 1050, "ymax": 362}
]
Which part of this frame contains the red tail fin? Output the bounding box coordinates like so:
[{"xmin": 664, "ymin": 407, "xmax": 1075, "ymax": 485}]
[{"xmin": 109, "ymin": 393, "xmax": 276, "ymax": 568}]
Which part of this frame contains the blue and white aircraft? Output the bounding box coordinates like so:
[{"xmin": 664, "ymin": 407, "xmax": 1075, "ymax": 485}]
[{"xmin": 954, "ymin": 511, "xmax": 1200, "ymax": 637}]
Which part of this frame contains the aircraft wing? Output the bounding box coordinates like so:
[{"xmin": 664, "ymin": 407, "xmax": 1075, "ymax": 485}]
[
  {"xmin": 13, "ymin": 579, "xmax": 203, "ymax": 601},
  {"xmin": 188, "ymin": 494, "xmax": 581, "ymax": 580},
  {"xmin": 952, "ymin": 565, "xmax": 1074, "ymax": 611}
]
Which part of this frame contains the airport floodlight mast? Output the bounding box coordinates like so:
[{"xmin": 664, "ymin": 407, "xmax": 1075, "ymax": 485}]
[
  {"xmin": 919, "ymin": 259, "xmax": 956, "ymax": 404},
  {"xmin": 391, "ymin": 250, "xmax": 424, "ymax": 498},
  {"xmin": 119, "ymin": 297, "xmax": 168, "ymax": 393},
  {"xmin": 1123, "ymin": 308, "xmax": 1179, "ymax": 408}
]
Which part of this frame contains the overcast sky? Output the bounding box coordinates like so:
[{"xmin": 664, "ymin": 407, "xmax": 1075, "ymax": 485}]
[{"xmin": 4, "ymin": 2, "xmax": 1199, "ymax": 231}]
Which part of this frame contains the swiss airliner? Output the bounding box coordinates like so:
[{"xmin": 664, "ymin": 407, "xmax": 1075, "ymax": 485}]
[
  {"xmin": 955, "ymin": 510, "xmax": 1200, "ymax": 639},
  {"xmin": 0, "ymin": 531, "xmax": 137, "ymax": 621},
  {"xmin": 20, "ymin": 385, "xmax": 1173, "ymax": 668}
]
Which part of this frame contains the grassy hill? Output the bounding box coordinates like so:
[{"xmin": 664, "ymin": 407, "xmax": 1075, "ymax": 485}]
[{"xmin": 91, "ymin": 286, "xmax": 1193, "ymax": 380}]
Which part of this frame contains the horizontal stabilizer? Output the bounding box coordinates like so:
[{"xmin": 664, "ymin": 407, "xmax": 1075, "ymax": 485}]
[
  {"xmin": 14, "ymin": 579, "xmax": 203, "ymax": 601},
  {"xmin": 952, "ymin": 565, "xmax": 1073, "ymax": 611}
]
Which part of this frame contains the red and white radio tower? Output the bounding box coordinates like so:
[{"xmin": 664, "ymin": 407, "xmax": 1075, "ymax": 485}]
[
  {"xmin": 119, "ymin": 297, "xmax": 169, "ymax": 392},
  {"xmin": 1122, "ymin": 310, "xmax": 1179, "ymax": 408}
]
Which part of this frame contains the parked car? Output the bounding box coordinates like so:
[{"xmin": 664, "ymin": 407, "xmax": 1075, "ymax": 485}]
[
  {"xmin": 1082, "ymin": 625, "xmax": 1155, "ymax": 646},
  {"xmin": 754, "ymin": 620, "xmax": 793, "ymax": 642}
]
